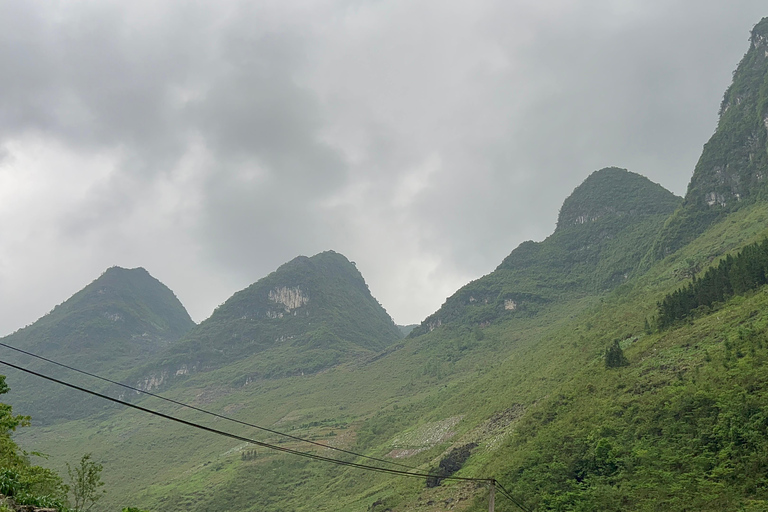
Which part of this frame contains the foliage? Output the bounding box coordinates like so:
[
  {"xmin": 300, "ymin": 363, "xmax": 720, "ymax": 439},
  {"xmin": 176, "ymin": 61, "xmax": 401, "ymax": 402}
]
[
  {"xmin": 66, "ymin": 454, "xmax": 105, "ymax": 512},
  {"xmin": 0, "ymin": 468, "xmax": 68, "ymax": 510},
  {"xmin": 489, "ymin": 296, "xmax": 768, "ymax": 511},
  {"xmin": 657, "ymin": 237, "xmax": 768, "ymax": 328},
  {"xmin": 0, "ymin": 375, "xmax": 68, "ymax": 510},
  {"xmin": 604, "ymin": 340, "xmax": 629, "ymax": 368}
]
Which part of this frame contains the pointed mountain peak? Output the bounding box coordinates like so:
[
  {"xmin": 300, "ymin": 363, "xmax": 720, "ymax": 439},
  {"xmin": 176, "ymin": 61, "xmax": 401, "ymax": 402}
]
[
  {"xmin": 101, "ymin": 265, "xmax": 151, "ymax": 277},
  {"xmin": 411, "ymin": 168, "xmax": 678, "ymax": 337},
  {"xmin": 5, "ymin": 266, "xmax": 194, "ymax": 362},
  {"xmin": 556, "ymin": 167, "xmax": 680, "ymax": 230},
  {"xmin": 3, "ymin": 266, "xmax": 195, "ymax": 423},
  {"xmin": 144, "ymin": 250, "xmax": 401, "ymax": 383},
  {"xmin": 59, "ymin": 266, "xmax": 195, "ymax": 337}
]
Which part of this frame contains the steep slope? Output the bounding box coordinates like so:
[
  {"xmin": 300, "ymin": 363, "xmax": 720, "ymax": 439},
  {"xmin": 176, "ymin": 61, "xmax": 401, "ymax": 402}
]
[
  {"xmin": 654, "ymin": 17, "xmax": 768, "ymax": 257},
  {"xmin": 410, "ymin": 167, "xmax": 680, "ymax": 336},
  {"xmin": 137, "ymin": 250, "xmax": 402, "ymax": 385},
  {"xmin": 1, "ymin": 266, "xmax": 194, "ymax": 423}
]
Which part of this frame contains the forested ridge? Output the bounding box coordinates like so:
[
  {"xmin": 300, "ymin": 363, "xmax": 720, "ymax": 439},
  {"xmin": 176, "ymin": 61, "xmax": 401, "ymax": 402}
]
[{"xmin": 657, "ymin": 238, "xmax": 768, "ymax": 328}]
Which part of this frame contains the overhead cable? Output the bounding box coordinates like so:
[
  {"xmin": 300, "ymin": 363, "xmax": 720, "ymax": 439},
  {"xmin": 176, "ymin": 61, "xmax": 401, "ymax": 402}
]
[
  {"xmin": 0, "ymin": 358, "xmax": 492, "ymax": 484},
  {"xmin": 0, "ymin": 342, "xmax": 420, "ymax": 472}
]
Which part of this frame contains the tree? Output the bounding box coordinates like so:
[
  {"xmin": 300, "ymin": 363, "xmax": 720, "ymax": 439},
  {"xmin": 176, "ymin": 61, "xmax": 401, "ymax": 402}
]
[
  {"xmin": 67, "ymin": 454, "xmax": 105, "ymax": 512},
  {"xmin": 604, "ymin": 340, "xmax": 629, "ymax": 368}
]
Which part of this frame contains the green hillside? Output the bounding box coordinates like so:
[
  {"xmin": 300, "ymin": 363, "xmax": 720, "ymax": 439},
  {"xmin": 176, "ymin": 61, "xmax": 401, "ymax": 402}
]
[
  {"xmin": 1, "ymin": 267, "xmax": 194, "ymax": 424},
  {"xmin": 130, "ymin": 250, "xmax": 402, "ymax": 387}
]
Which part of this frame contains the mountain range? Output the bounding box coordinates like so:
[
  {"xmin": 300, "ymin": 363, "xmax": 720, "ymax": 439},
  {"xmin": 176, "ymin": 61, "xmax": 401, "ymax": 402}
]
[{"xmin": 2, "ymin": 15, "xmax": 768, "ymax": 512}]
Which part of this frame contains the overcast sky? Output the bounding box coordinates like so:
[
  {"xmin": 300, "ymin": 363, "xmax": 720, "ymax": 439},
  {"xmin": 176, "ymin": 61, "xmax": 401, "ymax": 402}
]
[{"xmin": 0, "ymin": 1, "xmax": 765, "ymax": 335}]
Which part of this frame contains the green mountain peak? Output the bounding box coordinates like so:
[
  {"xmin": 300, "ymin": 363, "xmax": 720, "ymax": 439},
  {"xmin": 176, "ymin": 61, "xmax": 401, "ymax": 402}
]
[
  {"xmin": 7, "ymin": 266, "xmax": 194, "ymax": 358},
  {"xmin": 556, "ymin": 167, "xmax": 681, "ymax": 230},
  {"xmin": 411, "ymin": 168, "xmax": 679, "ymax": 336},
  {"xmin": 140, "ymin": 250, "xmax": 402, "ymax": 384},
  {"xmin": 2, "ymin": 266, "xmax": 194, "ymax": 422}
]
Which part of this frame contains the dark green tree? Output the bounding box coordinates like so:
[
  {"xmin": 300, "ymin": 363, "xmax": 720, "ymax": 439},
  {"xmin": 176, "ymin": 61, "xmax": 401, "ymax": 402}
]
[{"xmin": 604, "ymin": 340, "xmax": 629, "ymax": 368}]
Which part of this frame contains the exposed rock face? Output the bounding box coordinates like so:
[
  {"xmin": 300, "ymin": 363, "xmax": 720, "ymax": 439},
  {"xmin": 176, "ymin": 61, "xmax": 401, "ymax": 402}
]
[
  {"xmin": 268, "ymin": 286, "xmax": 309, "ymax": 312},
  {"xmin": 138, "ymin": 371, "xmax": 168, "ymax": 391},
  {"xmin": 687, "ymin": 20, "xmax": 768, "ymax": 206},
  {"xmin": 130, "ymin": 250, "xmax": 402, "ymax": 386}
]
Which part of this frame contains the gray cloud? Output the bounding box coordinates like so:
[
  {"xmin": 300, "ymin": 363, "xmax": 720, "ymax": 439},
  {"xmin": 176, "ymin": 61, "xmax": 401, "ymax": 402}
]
[{"xmin": 0, "ymin": 0, "xmax": 766, "ymax": 336}]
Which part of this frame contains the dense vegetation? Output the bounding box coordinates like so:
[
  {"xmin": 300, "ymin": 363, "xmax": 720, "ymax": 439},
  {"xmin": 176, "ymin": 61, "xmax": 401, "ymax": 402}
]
[
  {"xmin": 0, "ymin": 376, "xmax": 68, "ymax": 511},
  {"xmin": 657, "ymin": 237, "xmax": 768, "ymax": 328},
  {"xmin": 490, "ymin": 285, "xmax": 768, "ymax": 511}
]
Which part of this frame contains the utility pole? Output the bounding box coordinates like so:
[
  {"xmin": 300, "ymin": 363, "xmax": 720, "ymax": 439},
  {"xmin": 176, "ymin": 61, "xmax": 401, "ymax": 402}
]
[{"xmin": 489, "ymin": 479, "xmax": 495, "ymax": 512}]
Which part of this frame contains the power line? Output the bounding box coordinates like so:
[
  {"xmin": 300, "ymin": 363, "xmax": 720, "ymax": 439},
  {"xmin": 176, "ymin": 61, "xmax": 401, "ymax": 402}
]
[
  {"xmin": 496, "ymin": 481, "xmax": 533, "ymax": 512},
  {"xmin": 0, "ymin": 342, "xmax": 419, "ymax": 472},
  {"xmin": 0, "ymin": 358, "xmax": 491, "ymax": 484},
  {"xmin": 0, "ymin": 354, "xmax": 533, "ymax": 510}
]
